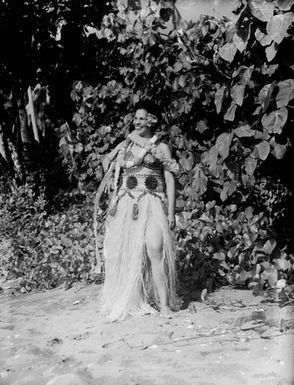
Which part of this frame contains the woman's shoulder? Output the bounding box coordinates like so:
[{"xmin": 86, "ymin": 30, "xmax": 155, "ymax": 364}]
[{"xmin": 156, "ymin": 141, "xmax": 172, "ymax": 157}]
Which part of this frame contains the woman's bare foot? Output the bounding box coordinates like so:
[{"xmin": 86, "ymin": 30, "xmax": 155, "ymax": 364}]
[{"xmin": 160, "ymin": 305, "xmax": 174, "ymax": 319}]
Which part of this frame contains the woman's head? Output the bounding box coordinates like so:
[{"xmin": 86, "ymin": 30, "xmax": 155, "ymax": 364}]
[{"xmin": 133, "ymin": 100, "xmax": 162, "ymax": 137}]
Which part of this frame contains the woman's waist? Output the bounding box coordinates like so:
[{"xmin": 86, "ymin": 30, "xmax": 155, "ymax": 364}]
[{"xmin": 120, "ymin": 172, "xmax": 166, "ymax": 193}]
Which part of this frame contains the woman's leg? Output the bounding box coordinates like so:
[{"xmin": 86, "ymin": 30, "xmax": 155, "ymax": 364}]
[{"xmin": 145, "ymin": 218, "xmax": 173, "ymax": 316}]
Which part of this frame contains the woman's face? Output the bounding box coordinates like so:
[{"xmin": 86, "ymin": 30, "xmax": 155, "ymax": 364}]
[{"xmin": 133, "ymin": 109, "xmax": 152, "ymax": 137}]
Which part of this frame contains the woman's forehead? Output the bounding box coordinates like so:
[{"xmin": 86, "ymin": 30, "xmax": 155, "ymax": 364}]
[{"xmin": 135, "ymin": 109, "xmax": 148, "ymax": 117}]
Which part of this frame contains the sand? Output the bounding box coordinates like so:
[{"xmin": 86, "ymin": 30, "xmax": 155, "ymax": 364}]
[{"xmin": 0, "ymin": 282, "xmax": 293, "ymax": 385}]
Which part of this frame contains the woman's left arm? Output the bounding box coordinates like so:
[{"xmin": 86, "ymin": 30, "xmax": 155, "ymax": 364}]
[{"xmin": 158, "ymin": 143, "xmax": 176, "ymax": 230}]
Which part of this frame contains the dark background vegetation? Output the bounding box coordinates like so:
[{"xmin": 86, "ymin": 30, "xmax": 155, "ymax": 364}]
[{"xmin": 0, "ymin": 0, "xmax": 294, "ymax": 301}]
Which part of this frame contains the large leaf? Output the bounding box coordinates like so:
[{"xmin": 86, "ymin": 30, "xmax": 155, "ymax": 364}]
[
  {"xmin": 196, "ymin": 120, "xmax": 208, "ymax": 133},
  {"xmin": 231, "ymin": 84, "xmax": 245, "ymax": 106},
  {"xmin": 271, "ymin": 141, "xmax": 288, "ymax": 159},
  {"xmin": 266, "ymin": 13, "xmax": 294, "ymax": 44},
  {"xmin": 261, "ymin": 268, "xmax": 278, "ymax": 287},
  {"xmin": 214, "ymin": 86, "xmax": 226, "ymax": 114},
  {"xmin": 193, "ymin": 165, "xmax": 208, "ymax": 195},
  {"xmin": 234, "ymin": 124, "xmax": 255, "ymax": 137},
  {"xmin": 216, "ymin": 133, "xmax": 233, "ymax": 160},
  {"xmin": 276, "ymin": 79, "xmax": 294, "ymax": 108},
  {"xmin": 258, "ymin": 81, "xmax": 276, "ymax": 111},
  {"xmin": 219, "ymin": 42, "xmax": 237, "ymax": 62},
  {"xmin": 233, "ymin": 33, "xmax": 246, "ymax": 52},
  {"xmin": 255, "ymin": 29, "xmax": 272, "ymax": 47},
  {"xmin": 245, "ymin": 157, "xmax": 257, "ymax": 175},
  {"xmin": 277, "ymin": 0, "xmax": 294, "ymax": 11},
  {"xmin": 261, "ymin": 107, "xmax": 288, "ymax": 134},
  {"xmin": 263, "ymin": 239, "xmax": 277, "ymax": 254},
  {"xmin": 254, "ymin": 141, "xmax": 270, "ymax": 160},
  {"xmin": 224, "ymin": 102, "xmax": 237, "ymax": 121},
  {"xmin": 249, "ymin": 0, "xmax": 274, "ymax": 21},
  {"xmin": 179, "ymin": 152, "xmax": 194, "ymax": 171},
  {"xmin": 207, "ymin": 146, "xmax": 218, "ymax": 171},
  {"xmin": 265, "ymin": 42, "xmax": 278, "ymax": 62},
  {"xmin": 220, "ymin": 181, "xmax": 237, "ymax": 201}
]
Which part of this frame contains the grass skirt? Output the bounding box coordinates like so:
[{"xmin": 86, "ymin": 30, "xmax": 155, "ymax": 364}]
[{"xmin": 99, "ymin": 190, "xmax": 178, "ymax": 321}]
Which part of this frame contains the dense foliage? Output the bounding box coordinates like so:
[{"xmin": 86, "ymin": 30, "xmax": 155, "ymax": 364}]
[{"xmin": 1, "ymin": 0, "xmax": 294, "ymax": 299}]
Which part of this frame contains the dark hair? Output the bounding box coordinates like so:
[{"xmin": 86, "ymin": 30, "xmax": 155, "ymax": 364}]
[{"xmin": 133, "ymin": 100, "xmax": 162, "ymax": 131}]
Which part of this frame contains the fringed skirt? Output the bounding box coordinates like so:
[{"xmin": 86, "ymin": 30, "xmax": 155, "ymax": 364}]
[{"xmin": 99, "ymin": 176, "xmax": 178, "ymax": 321}]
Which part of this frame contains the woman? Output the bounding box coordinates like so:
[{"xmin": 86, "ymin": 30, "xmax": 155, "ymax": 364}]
[{"xmin": 95, "ymin": 100, "xmax": 180, "ymax": 320}]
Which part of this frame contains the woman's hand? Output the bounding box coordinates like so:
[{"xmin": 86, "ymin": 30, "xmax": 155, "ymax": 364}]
[{"xmin": 168, "ymin": 213, "xmax": 175, "ymax": 230}]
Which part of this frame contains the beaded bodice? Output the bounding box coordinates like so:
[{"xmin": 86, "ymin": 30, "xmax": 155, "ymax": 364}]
[{"xmin": 125, "ymin": 150, "xmax": 163, "ymax": 171}]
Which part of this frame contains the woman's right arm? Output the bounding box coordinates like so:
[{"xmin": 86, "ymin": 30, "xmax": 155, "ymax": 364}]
[{"xmin": 102, "ymin": 141, "xmax": 125, "ymax": 172}]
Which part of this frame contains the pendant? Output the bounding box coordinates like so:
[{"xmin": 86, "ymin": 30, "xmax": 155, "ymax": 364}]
[
  {"xmin": 109, "ymin": 196, "xmax": 118, "ymax": 216},
  {"xmin": 132, "ymin": 202, "xmax": 139, "ymax": 220}
]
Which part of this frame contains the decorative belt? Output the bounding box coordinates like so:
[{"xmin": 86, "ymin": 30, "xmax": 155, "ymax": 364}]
[
  {"xmin": 120, "ymin": 173, "xmax": 165, "ymax": 193},
  {"xmin": 108, "ymin": 173, "xmax": 167, "ymax": 220}
]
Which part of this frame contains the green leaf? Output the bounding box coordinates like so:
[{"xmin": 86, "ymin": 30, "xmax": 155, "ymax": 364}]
[
  {"xmin": 214, "ymin": 86, "xmax": 226, "ymax": 114},
  {"xmin": 249, "ymin": 0, "xmax": 275, "ymax": 21},
  {"xmin": 219, "ymin": 43, "xmax": 237, "ymax": 63},
  {"xmin": 254, "ymin": 141, "xmax": 270, "ymax": 160},
  {"xmin": 178, "ymin": 75, "xmax": 187, "ymax": 88},
  {"xmin": 261, "ymin": 107, "xmax": 288, "ymax": 134},
  {"xmin": 271, "ymin": 142, "xmax": 288, "ymax": 160},
  {"xmin": 258, "ymin": 83, "xmax": 274, "ymax": 110},
  {"xmin": 238, "ymin": 270, "xmax": 252, "ymax": 282},
  {"xmin": 233, "ymin": 33, "xmax": 247, "ymax": 52},
  {"xmin": 213, "ymin": 252, "xmax": 226, "ymax": 261},
  {"xmin": 255, "ymin": 29, "xmax": 272, "ymax": 47},
  {"xmin": 245, "ymin": 206, "xmax": 254, "ymax": 219},
  {"xmin": 266, "ymin": 13, "xmax": 294, "ymax": 44},
  {"xmin": 196, "ymin": 120, "xmax": 208, "ymax": 134},
  {"xmin": 179, "ymin": 152, "xmax": 194, "ymax": 171},
  {"xmin": 224, "ymin": 102, "xmax": 237, "ymax": 121},
  {"xmin": 265, "ymin": 42, "xmax": 278, "ymax": 62},
  {"xmin": 276, "ymin": 79, "xmax": 294, "ymax": 108},
  {"xmin": 216, "ymin": 133, "xmax": 233, "ymax": 160},
  {"xmin": 220, "ymin": 181, "xmax": 236, "ymax": 201},
  {"xmin": 234, "ymin": 124, "xmax": 255, "ymax": 137},
  {"xmin": 174, "ymin": 62, "xmax": 183, "ymax": 73},
  {"xmin": 277, "ymin": 0, "xmax": 294, "ymax": 11},
  {"xmin": 230, "ymin": 84, "xmax": 245, "ymax": 106},
  {"xmin": 207, "ymin": 146, "xmax": 218, "ymax": 171},
  {"xmin": 245, "ymin": 157, "xmax": 257, "ymax": 175},
  {"xmin": 275, "ymin": 258, "xmax": 291, "ymax": 271},
  {"xmin": 193, "ymin": 165, "xmax": 207, "ymax": 195},
  {"xmin": 263, "ymin": 239, "xmax": 277, "ymax": 254},
  {"xmin": 261, "ymin": 268, "xmax": 278, "ymax": 287}
]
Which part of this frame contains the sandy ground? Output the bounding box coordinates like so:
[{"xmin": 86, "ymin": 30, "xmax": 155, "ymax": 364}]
[{"xmin": 0, "ymin": 282, "xmax": 294, "ymax": 385}]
